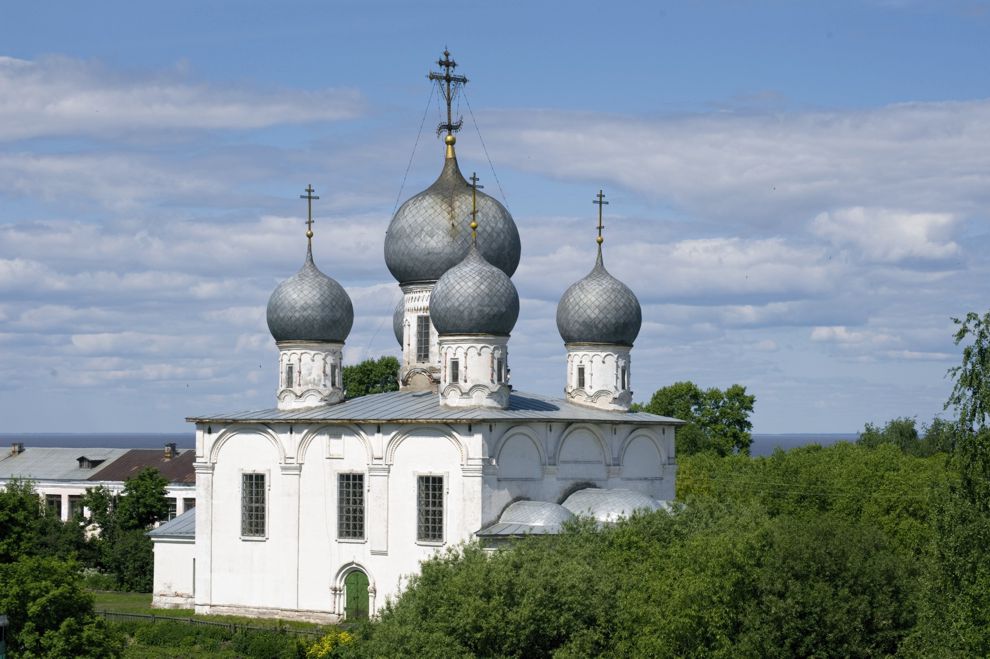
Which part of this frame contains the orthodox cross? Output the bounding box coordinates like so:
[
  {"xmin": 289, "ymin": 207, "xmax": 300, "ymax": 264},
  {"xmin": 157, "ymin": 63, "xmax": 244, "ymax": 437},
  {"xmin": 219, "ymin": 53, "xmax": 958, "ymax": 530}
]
[
  {"xmin": 300, "ymin": 184, "xmax": 319, "ymax": 241},
  {"xmin": 469, "ymin": 172, "xmax": 484, "ymax": 242},
  {"xmin": 428, "ymin": 49, "xmax": 468, "ymax": 136},
  {"xmin": 593, "ymin": 189, "xmax": 608, "ymax": 244}
]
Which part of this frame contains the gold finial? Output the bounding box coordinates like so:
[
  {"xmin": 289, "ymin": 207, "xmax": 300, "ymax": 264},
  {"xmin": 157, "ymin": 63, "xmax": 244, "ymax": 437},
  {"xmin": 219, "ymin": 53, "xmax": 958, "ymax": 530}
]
[
  {"xmin": 428, "ymin": 49, "xmax": 468, "ymax": 141},
  {"xmin": 300, "ymin": 184, "xmax": 319, "ymax": 244},
  {"xmin": 444, "ymin": 133, "xmax": 457, "ymax": 159},
  {"xmin": 469, "ymin": 172, "xmax": 483, "ymax": 244},
  {"xmin": 593, "ymin": 189, "xmax": 608, "ymax": 245}
]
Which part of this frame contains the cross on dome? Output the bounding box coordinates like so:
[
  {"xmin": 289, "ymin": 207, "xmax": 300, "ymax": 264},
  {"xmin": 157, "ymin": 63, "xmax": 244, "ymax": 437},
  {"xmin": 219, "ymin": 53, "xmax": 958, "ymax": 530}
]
[
  {"xmin": 469, "ymin": 171, "xmax": 484, "ymax": 242},
  {"xmin": 428, "ymin": 48, "xmax": 468, "ymax": 138},
  {"xmin": 300, "ymin": 184, "xmax": 320, "ymax": 243},
  {"xmin": 593, "ymin": 189, "xmax": 608, "ymax": 245}
]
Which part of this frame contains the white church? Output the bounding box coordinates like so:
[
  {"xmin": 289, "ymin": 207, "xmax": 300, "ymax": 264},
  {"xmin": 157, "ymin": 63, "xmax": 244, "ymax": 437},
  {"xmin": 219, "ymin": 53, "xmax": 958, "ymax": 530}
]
[{"xmin": 150, "ymin": 52, "xmax": 681, "ymax": 622}]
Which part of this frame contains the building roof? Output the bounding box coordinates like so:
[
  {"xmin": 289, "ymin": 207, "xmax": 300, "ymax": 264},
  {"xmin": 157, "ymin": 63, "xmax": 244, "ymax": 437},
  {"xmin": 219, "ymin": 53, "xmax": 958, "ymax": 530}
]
[
  {"xmin": 266, "ymin": 242, "xmax": 354, "ymax": 344},
  {"xmin": 89, "ymin": 449, "xmax": 195, "ymax": 484},
  {"xmin": 0, "ymin": 447, "xmax": 129, "ymax": 482},
  {"xmin": 148, "ymin": 507, "xmax": 196, "ymax": 540},
  {"xmin": 188, "ymin": 389, "xmax": 684, "ymax": 425},
  {"xmin": 431, "ymin": 243, "xmax": 519, "ymax": 337},
  {"xmin": 384, "ymin": 151, "xmax": 521, "ymax": 286},
  {"xmin": 561, "ymin": 488, "xmax": 672, "ymax": 523},
  {"xmin": 556, "ymin": 246, "xmax": 642, "ymax": 347}
]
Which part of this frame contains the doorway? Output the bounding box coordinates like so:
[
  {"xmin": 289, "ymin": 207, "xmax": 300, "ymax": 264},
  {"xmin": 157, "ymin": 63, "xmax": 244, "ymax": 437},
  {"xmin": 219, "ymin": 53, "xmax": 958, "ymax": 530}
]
[{"xmin": 344, "ymin": 570, "xmax": 369, "ymax": 620}]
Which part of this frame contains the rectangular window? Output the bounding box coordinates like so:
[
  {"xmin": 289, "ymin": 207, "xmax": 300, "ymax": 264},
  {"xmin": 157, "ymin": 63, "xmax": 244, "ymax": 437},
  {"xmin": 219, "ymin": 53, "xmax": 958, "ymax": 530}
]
[
  {"xmin": 166, "ymin": 498, "xmax": 178, "ymax": 520},
  {"xmin": 183, "ymin": 497, "xmax": 196, "ymax": 511},
  {"xmin": 337, "ymin": 473, "xmax": 365, "ymax": 540},
  {"xmin": 577, "ymin": 365, "xmax": 586, "ymax": 389},
  {"xmin": 450, "ymin": 359, "xmax": 459, "ymax": 384},
  {"xmin": 621, "ymin": 366, "xmax": 628, "ymax": 390},
  {"xmin": 285, "ymin": 363, "xmax": 294, "ymax": 388},
  {"xmin": 46, "ymin": 494, "xmax": 62, "ymax": 519},
  {"xmin": 496, "ymin": 357, "xmax": 504, "ymax": 384},
  {"xmin": 241, "ymin": 473, "xmax": 266, "ymax": 538},
  {"xmin": 331, "ymin": 363, "xmax": 339, "ymax": 387},
  {"xmin": 416, "ymin": 315, "xmax": 431, "ymax": 362},
  {"xmin": 417, "ymin": 475, "xmax": 444, "ymax": 542},
  {"xmin": 68, "ymin": 495, "xmax": 84, "ymax": 519}
]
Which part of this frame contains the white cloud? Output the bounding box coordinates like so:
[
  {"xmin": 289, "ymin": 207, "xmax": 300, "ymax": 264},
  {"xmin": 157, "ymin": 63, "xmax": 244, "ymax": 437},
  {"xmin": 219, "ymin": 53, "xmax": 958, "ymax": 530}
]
[
  {"xmin": 0, "ymin": 56, "xmax": 364, "ymax": 141},
  {"xmin": 810, "ymin": 326, "xmax": 896, "ymax": 345},
  {"xmin": 811, "ymin": 207, "xmax": 960, "ymax": 263}
]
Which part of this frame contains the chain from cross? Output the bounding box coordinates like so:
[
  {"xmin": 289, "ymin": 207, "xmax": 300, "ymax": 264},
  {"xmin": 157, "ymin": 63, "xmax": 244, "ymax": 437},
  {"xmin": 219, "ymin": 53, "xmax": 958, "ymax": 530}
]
[
  {"xmin": 428, "ymin": 49, "xmax": 468, "ymax": 136},
  {"xmin": 469, "ymin": 172, "xmax": 484, "ymax": 241},
  {"xmin": 593, "ymin": 189, "xmax": 608, "ymax": 244},
  {"xmin": 300, "ymin": 184, "xmax": 319, "ymax": 239}
]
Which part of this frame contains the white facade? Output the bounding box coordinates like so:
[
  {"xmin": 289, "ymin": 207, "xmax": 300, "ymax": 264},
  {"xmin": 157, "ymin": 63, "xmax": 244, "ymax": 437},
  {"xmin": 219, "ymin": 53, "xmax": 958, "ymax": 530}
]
[
  {"xmin": 398, "ymin": 284, "xmax": 439, "ymax": 390},
  {"xmin": 276, "ymin": 341, "xmax": 345, "ymax": 409},
  {"xmin": 565, "ymin": 344, "xmax": 633, "ymax": 412},
  {"xmin": 152, "ymin": 535, "xmax": 196, "ymax": 608},
  {"xmin": 185, "ymin": 412, "xmax": 675, "ymax": 622},
  {"xmin": 438, "ymin": 335, "xmax": 509, "ymax": 408}
]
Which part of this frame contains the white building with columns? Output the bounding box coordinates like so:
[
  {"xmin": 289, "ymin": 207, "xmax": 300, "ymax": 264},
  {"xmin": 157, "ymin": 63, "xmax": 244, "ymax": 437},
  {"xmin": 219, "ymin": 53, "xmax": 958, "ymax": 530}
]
[{"xmin": 150, "ymin": 52, "xmax": 681, "ymax": 623}]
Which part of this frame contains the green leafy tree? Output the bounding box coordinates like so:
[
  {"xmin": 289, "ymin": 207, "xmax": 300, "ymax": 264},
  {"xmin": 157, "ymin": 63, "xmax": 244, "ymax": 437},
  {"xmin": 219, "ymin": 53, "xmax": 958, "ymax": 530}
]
[
  {"xmin": 0, "ymin": 479, "xmax": 86, "ymax": 564},
  {"xmin": 637, "ymin": 381, "xmax": 755, "ymax": 456},
  {"xmin": 343, "ymin": 356, "xmax": 400, "ymax": 398},
  {"xmin": 116, "ymin": 467, "xmax": 169, "ymax": 530},
  {"xmin": 0, "ymin": 555, "xmax": 124, "ymax": 658},
  {"xmin": 946, "ymin": 310, "xmax": 990, "ymax": 432}
]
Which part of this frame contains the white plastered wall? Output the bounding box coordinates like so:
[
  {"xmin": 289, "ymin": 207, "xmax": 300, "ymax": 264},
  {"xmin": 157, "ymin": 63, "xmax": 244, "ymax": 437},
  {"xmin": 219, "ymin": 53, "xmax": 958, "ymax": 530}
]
[{"xmin": 152, "ymin": 537, "xmax": 195, "ymax": 608}]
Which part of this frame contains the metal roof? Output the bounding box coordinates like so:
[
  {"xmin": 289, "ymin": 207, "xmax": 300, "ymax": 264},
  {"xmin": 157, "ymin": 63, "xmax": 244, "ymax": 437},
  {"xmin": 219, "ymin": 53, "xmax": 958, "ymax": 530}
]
[
  {"xmin": 266, "ymin": 243, "xmax": 354, "ymax": 343},
  {"xmin": 89, "ymin": 449, "xmax": 195, "ymax": 484},
  {"xmin": 476, "ymin": 500, "xmax": 577, "ymax": 538},
  {"xmin": 557, "ymin": 246, "xmax": 642, "ymax": 347},
  {"xmin": 148, "ymin": 508, "xmax": 196, "ymax": 539},
  {"xmin": 431, "ymin": 244, "xmax": 519, "ymax": 336},
  {"xmin": 188, "ymin": 389, "xmax": 683, "ymax": 425},
  {"xmin": 384, "ymin": 152, "xmax": 520, "ymax": 285},
  {"xmin": 561, "ymin": 488, "xmax": 672, "ymax": 523},
  {"xmin": 0, "ymin": 447, "xmax": 129, "ymax": 482}
]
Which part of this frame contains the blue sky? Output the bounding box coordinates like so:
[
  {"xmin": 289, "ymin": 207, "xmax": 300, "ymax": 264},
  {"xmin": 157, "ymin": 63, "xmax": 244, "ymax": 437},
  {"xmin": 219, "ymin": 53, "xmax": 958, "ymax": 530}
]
[{"xmin": 1, "ymin": 1, "xmax": 988, "ymax": 433}]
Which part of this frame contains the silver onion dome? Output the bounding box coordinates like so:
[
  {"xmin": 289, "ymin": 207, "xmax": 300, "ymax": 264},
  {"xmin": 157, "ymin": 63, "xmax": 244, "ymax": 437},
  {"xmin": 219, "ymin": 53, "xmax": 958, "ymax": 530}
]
[
  {"xmin": 556, "ymin": 248, "xmax": 642, "ymax": 346},
  {"xmin": 430, "ymin": 243, "xmax": 519, "ymax": 336},
  {"xmin": 384, "ymin": 151, "xmax": 521, "ymax": 285},
  {"xmin": 266, "ymin": 245, "xmax": 354, "ymax": 343},
  {"xmin": 392, "ymin": 297, "xmax": 404, "ymax": 346}
]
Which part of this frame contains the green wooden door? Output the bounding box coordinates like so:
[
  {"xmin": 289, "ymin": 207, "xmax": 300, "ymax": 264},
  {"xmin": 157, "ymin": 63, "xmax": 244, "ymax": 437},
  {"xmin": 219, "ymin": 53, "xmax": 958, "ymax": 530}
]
[{"xmin": 344, "ymin": 570, "xmax": 369, "ymax": 620}]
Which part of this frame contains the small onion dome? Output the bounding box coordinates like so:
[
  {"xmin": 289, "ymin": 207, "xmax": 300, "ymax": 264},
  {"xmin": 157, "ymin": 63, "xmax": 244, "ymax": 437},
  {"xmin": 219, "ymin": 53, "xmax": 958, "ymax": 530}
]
[
  {"xmin": 556, "ymin": 248, "xmax": 642, "ymax": 346},
  {"xmin": 384, "ymin": 146, "xmax": 521, "ymax": 285},
  {"xmin": 392, "ymin": 297, "xmax": 404, "ymax": 346},
  {"xmin": 430, "ymin": 243, "xmax": 519, "ymax": 336},
  {"xmin": 266, "ymin": 245, "xmax": 354, "ymax": 343}
]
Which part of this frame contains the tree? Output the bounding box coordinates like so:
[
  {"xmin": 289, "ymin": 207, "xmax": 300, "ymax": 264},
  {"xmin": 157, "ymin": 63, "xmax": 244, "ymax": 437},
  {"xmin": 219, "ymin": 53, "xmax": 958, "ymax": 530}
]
[
  {"xmin": 80, "ymin": 469, "xmax": 169, "ymax": 592},
  {"xmin": 946, "ymin": 311, "xmax": 990, "ymax": 432},
  {"xmin": 0, "ymin": 555, "xmax": 124, "ymax": 658},
  {"xmin": 0, "ymin": 479, "xmax": 86, "ymax": 564},
  {"xmin": 343, "ymin": 356, "xmax": 400, "ymax": 398},
  {"xmin": 116, "ymin": 467, "xmax": 169, "ymax": 530},
  {"xmin": 637, "ymin": 381, "xmax": 755, "ymax": 456}
]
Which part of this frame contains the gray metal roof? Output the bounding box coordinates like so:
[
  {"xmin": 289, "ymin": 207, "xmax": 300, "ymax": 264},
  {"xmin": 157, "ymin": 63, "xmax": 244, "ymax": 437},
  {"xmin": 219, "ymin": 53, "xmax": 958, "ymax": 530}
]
[
  {"xmin": 0, "ymin": 447, "xmax": 129, "ymax": 482},
  {"xmin": 557, "ymin": 246, "xmax": 642, "ymax": 347},
  {"xmin": 148, "ymin": 508, "xmax": 196, "ymax": 540},
  {"xmin": 561, "ymin": 488, "xmax": 671, "ymax": 523},
  {"xmin": 188, "ymin": 389, "xmax": 683, "ymax": 425},
  {"xmin": 392, "ymin": 297, "xmax": 404, "ymax": 346},
  {"xmin": 430, "ymin": 244, "xmax": 519, "ymax": 336},
  {"xmin": 384, "ymin": 151, "xmax": 521, "ymax": 285},
  {"xmin": 477, "ymin": 500, "xmax": 577, "ymax": 537},
  {"xmin": 266, "ymin": 242, "xmax": 354, "ymax": 343}
]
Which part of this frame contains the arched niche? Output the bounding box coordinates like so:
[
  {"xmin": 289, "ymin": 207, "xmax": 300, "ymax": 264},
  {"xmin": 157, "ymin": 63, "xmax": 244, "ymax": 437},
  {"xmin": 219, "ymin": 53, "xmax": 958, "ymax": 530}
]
[{"xmin": 557, "ymin": 425, "xmax": 607, "ymax": 481}]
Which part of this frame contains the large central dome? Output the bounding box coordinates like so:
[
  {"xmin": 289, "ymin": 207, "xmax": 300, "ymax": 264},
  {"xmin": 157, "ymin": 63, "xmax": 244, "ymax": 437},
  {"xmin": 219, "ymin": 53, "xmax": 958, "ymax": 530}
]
[{"xmin": 384, "ymin": 147, "xmax": 521, "ymax": 286}]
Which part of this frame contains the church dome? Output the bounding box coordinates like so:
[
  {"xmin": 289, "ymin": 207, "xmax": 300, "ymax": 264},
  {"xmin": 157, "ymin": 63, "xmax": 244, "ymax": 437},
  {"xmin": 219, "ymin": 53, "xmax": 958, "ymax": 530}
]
[
  {"xmin": 384, "ymin": 149, "xmax": 521, "ymax": 285},
  {"xmin": 430, "ymin": 243, "xmax": 519, "ymax": 336},
  {"xmin": 556, "ymin": 248, "xmax": 642, "ymax": 346},
  {"xmin": 267, "ymin": 245, "xmax": 354, "ymax": 343},
  {"xmin": 392, "ymin": 297, "xmax": 404, "ymax": 346}
]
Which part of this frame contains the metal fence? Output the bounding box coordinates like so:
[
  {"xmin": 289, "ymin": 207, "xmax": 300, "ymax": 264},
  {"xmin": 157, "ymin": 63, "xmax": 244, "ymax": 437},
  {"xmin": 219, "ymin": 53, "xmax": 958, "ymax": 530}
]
[{"xmin": 95, "ymin": 610, "xmax": 326, "ymax": 639}]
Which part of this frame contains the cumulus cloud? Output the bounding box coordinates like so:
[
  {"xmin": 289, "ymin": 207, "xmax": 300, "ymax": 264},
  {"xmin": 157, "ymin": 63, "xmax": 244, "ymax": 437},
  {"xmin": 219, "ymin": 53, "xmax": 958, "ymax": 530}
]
[
  {"xmin": 811, "ymin": 207, "xmax": 960, "ymax": 263},
  {"xmin": 0, "ymin": 56, "xmax": 364, "ymax": 141}
]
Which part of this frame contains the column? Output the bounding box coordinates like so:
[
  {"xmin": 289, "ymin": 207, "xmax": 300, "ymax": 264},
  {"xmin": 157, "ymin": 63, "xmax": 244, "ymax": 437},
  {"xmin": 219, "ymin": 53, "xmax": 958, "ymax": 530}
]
[
  {"xmin": 193, "ymin": 463, "xmax": 214, "ymax": 612},
  {"xmin": 280, "ymin": 463, "xmax": 302, "ymax": 610},
  {"xmin": 368, "ymin": 465, "xmax": 390, "ymax": 555}
]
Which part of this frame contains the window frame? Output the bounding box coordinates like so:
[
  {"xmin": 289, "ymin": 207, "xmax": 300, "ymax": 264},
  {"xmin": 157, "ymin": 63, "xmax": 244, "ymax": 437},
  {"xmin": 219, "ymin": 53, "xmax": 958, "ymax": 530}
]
[
  {"xmin": 337, "ymin": 472, "xmax": 366, "ymax": 542},
  {"xmin": 285, "ymin": 363, "xmax": 295, "ymax": 389},
  {"xmin": 577, "ymin": 365, "xmax": 586, "ymax": 389},
  {"xmin": 416, "ymin": 315, "xmax": 431, "ymax": 362},
  {"xmin": 416, "ymin": 473, "xmax": 446, "ymax": 545},
  {"xmin": 240, "ymin": 471, "xmax": 268, "ymax": 540},
  {"xmin": 450, "ymin": 358, "xmax": 459, "ymax": 384}
]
